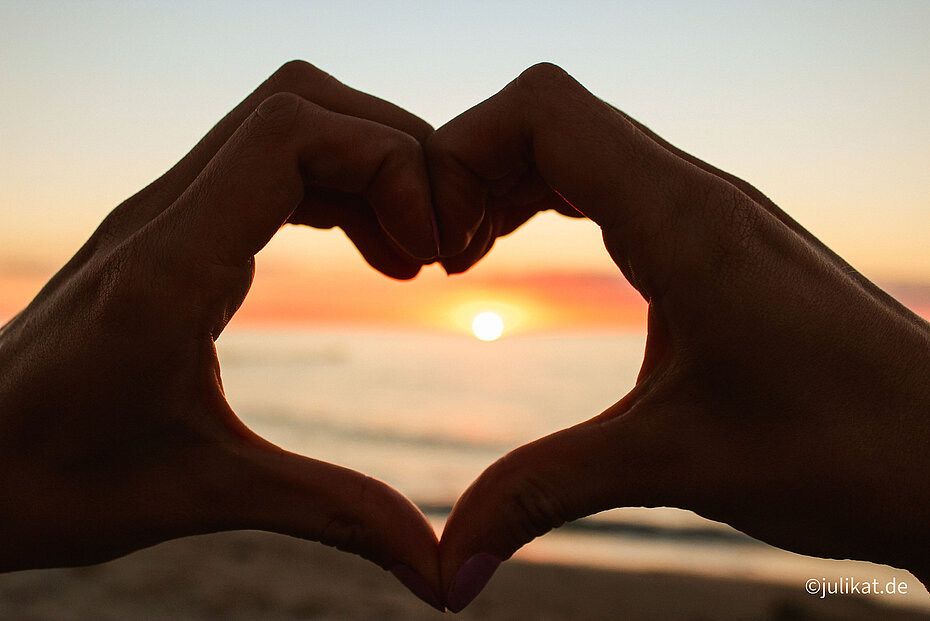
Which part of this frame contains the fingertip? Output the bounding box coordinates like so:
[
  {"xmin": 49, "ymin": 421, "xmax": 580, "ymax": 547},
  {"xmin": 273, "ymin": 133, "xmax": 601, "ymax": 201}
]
[
  {"xmin": 436, "ymin": 473, "xmax": 517, "ymax": 610},
  {"xmin": 222, "ymin": 444, "xmax": 443, "ymax": 602},
  {"xmin": 387, "ymin": 202, "xmax": 439, "ymax": 262},
  {"xmin": 445, "ymin": 553, "xmax": 502, "ymax": 613},
  {"xmin": 437, "ymin": 216, "xmax": 495, "ymax": 274},
  {"xmin": 379, "ymin": 260, "xmax": 423, "ymax": 281},
  {"xmin": 437, "ymin": 205, "xmax": 484, "ymax": 258},
  {"xmin": 351, "ymin": 242, "xmax": 424, "ymax": 281},
  {"xmin": 439, "ymin": 258, "xmax": 465, "ymax": 275},
  {"xmin": 437, "ymin": 424, "xmax": 628, "ymax": 608},
  {"xmin": 334, "ymin": 210, "xmax": 426, "ymax": 280},
  {"xmin": 426, "ymin": 147, "xmax": 486, "ymax": 259},
  {"xmin": 391, "ymin": 564, "xmax": 445, "ymax": 612},
  {"xmin": 368, "ymin": 157, "xmax": 438, "ymax": 262}
]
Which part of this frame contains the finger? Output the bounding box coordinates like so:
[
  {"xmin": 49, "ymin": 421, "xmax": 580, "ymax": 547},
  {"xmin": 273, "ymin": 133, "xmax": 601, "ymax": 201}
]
[
  {"xmin": 427, "ymin": 62, "xmax": 727, "ymax": 295},
  {"xmin": 213, "ymin": 438, "xmax": 443, "ymax": 611},
  {"xmin": 154, "ymin": 92, "xmax": 436, "ymax": 279},
  {"xmin": 439, "ymin": 197, "xmax": 563, "ymax": 274},
  {"xmin": 439, "ymin": 213, "xmax": 495, "ymax": 275},
  {"xmin": 427, "ymin": 62, "xmax": 649, "ymax": 244},
  {"xmin": 161, "ymin": 60, "xmax": 433, "ymax": 200},
  {"xmin": 290, "ymin": 190, "xmax": 423, "ymax": 280},
  {"xmin": 438, "ymin": 396, "xmax": 691, "ymax": 612},
  {"xmin": 96, "ymin": 61, "xmax": 432, "ymax": 250}
]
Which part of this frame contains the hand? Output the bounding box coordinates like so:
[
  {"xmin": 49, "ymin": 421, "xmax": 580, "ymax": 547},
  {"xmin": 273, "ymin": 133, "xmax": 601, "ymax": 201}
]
[
  {"xmin": 0, "ymin": 61, "xmax": 443, "ymax": 610},
  {"xmin": 428, "ymin": 63, "xmax": 930, "ymax": 611}
]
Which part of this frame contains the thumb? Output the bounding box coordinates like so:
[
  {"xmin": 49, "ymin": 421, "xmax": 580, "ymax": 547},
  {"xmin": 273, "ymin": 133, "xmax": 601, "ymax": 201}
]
[
  {"xmin": 213, "ymin": 436, "xmax": 443, "ymax": 611},
  {"xmin": 439, "ymin": 396, "xmax": 688, "ymax": 612}
]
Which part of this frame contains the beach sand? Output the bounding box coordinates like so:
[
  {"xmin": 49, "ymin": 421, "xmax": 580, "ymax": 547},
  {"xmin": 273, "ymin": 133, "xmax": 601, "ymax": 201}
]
[{"xmin": 0, "ymin": 531, "xmax": 926, "ymax": 621}]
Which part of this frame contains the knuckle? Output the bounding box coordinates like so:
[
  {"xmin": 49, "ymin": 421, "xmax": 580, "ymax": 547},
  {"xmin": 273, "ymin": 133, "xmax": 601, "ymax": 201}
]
[
  {"xmin": 77, "ymin": 224, "xmax": 223, "ymax": 339},
  {"xmin": 92, "ymin": 246, "xmax": 131, "ymax": 300},
  {"xmin": 508, "ymin": 62, "xmax": 592, "ymax": 124},
  {"xmin": 317, "ymin": 514, "xmax": 371, "ymax": 558},
  {"xmin": 382, "ymin": 128, "xmax": 423, "ymax": 162},
  {"xmin": 690, "ymin": 176, "xmax": 763, "ymax": 274},
  {"xmin": 270, "ymin": 59, "xmax": 330, "ymax": 91},
  {"xmin": 87, "ymin": 212, "xmax": 124, "ymax": 255},
  {"xmin": 373, "ymin": 132, "xmax": 425, "ymax": 203},
  {"xmin": 251, "ymin": 92, "xmax": 305, "ymax": 137},
  {"xmin": 505, "ymin": 479, "xmax": 567, "ymax": 546},
  {"xmin": 82, "ymin": 243, "xmax": 147, "ymax": 328},
  {"xmin": 513, "ymin": 62, "xmax": 575, "ymax": 98},
  {"xmin": 486, "ymin": 454, "xmax": 569, "ymax": 549},
  {"xmin": 387, "ymin": 132, "xmax": 425, "ymax": 176},
  {"xmin": 310, "ymin": 474, "xmax": 387, "ymax": 566},
  {"xmin": 617, "ymin": 169, "xmax": 763, "ymax": 293},
  {"xmin": 87, "ymin": 193, "xmax": 158, "ymax": 257},
  {"xmin": 518, "ymin": 61, "xmax": 572, "ymax": 87}
]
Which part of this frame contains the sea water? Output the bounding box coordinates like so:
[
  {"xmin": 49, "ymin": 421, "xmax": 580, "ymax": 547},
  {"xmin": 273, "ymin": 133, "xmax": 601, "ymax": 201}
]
[{"xmin": 217, "ymin": 328, "xmax": 929, "ymax": 611}]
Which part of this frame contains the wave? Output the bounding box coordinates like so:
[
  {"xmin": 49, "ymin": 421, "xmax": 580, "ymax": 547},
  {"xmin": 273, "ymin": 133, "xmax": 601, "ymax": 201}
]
[
  {"xmin": 416, "ymin": 503, "xmax": 760, "ymax": 546},
  {"xmin": 242, "ymin": 410, "xmax": 515, "ymax": 454}
]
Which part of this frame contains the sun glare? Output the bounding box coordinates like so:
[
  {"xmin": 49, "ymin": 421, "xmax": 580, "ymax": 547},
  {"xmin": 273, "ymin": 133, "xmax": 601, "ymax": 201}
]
[{"xmin": 472, "ymin": 311, "xmax": 504, "ymax": 341}]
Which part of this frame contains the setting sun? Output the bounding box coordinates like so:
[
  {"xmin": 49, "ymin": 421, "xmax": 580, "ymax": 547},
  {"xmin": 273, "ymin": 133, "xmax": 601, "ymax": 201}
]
[{"xmin": 472, "ymin": 311, "xmax": 504, "ymax": 341}]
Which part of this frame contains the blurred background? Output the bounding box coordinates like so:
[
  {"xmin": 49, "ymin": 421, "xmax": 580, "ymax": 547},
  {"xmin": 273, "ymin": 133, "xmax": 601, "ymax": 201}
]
[{"xmin": 2, "ymin": 1, "xmax": 929, "ymax": 619}]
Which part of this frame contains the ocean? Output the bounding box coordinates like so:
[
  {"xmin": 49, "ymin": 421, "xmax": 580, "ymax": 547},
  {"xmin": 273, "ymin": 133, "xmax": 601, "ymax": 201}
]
[{"xmin": 217, "ymin": 327, "xmax": 929, "ymax": 612}]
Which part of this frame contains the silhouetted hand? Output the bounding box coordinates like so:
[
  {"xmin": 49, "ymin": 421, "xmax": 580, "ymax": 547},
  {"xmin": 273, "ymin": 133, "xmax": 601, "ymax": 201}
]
[
  {"xmin": 428, "ymin": 63, "xmax": 930, "ymax": 611},
  {"xmin": 0, "ymin": 61, "xmax": 443, "ymax": 610}
]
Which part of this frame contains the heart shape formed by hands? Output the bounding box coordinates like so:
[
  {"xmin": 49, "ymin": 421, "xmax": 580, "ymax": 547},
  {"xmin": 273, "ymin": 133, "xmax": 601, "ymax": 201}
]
[{"xmin": 3, "ymin": 59, "xmax": 927, "ymax": 615}]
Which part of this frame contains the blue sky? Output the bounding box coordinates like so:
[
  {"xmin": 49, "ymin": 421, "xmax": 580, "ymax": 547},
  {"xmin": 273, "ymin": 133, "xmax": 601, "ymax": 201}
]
[{"xmin": 2, "ymin": 0, "xmax": 929, "ymax": 284}]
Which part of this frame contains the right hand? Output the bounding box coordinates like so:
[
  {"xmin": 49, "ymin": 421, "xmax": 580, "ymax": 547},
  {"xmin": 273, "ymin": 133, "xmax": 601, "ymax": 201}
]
[{"xmin": 427, "ymin": 63, "xmax": 930, "ymax": 611}]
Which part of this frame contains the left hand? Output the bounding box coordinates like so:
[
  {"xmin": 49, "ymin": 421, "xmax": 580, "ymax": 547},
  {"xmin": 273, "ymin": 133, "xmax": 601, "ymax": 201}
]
[{"xmin": 0, "ymin": 61, "xmax": 443, "ymax": 610}]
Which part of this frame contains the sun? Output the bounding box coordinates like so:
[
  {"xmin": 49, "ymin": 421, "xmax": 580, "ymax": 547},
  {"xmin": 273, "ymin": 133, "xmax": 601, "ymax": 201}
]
[{"xmin": 472, "ymin": 311, "xmax": 504, "ymax": 341}]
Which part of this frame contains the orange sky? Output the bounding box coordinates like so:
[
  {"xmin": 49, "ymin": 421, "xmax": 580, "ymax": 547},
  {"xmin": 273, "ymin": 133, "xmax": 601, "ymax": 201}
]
[
  {"xmin": 0, "ymin": 254, "xmax": 651, "ymax": 335},
  {"xmin": 4, "ymin": 257, "xmax": 929, "ymax": 337},
  {"xmin": 177, "ymin": 267, "xmax": 930, "ymax": 334},
  {"xmin": 224, "ymin": 264, "xmax": 650, "ymax": 335}
]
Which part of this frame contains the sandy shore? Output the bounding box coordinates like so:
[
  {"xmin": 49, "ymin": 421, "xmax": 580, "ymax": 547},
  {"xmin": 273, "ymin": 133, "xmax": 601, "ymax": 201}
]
[{"xmin": 0, "ymin": 531, "xmax": 926, "ymax": 620}]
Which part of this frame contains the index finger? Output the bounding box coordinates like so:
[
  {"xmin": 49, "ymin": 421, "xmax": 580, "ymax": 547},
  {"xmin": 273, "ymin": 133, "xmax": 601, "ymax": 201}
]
[
  {"xmin": 104, "ymin": 61, "xmax": 433, "ymax": 249},
  {"xmin": 165, "ymin": 60, "xmax": 434, "ymax": 196},
  {"xmin": 427, "ymin": 63, "xmax": 731, "ymax": 295},
  {"xmin": 154, "ymin": 92, "xmax": 435, "ymax": 278},
  {"xmin": 212, "ymin": 436, "xmax": 444, "ymax": 611}
]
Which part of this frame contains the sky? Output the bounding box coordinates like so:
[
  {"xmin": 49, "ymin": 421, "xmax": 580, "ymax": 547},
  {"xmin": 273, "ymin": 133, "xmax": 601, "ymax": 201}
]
[{"xmin": 2, "ymin": 1, "xmax": 929, "ymax": 332}]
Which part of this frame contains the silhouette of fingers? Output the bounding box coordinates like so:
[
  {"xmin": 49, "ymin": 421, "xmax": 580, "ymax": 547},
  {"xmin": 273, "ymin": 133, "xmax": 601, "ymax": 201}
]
[
  {"xmin": 93, "ymin": 61, "xmax": 432, "ymax": 253},
  {"xmin": 203, "ymin": 434, "xmax": 442, "ymax": 610},
  {"xmin": 436, "ymin": 198, "xmax": 555, "ymax": 274},
  {"xmin": 438, "ymin": 394, "xmax": 696, "ymax": 612},
  {"xmin": 428, "ymin": 63, "xmax": 727, "ymax": 293},
  {"xmin": 290, "ymin": 189, "xmax": 424, "ymax": 280},
  {"xmin": 146, "ymin": 92, "xmax": 434, "ymax": 316}
]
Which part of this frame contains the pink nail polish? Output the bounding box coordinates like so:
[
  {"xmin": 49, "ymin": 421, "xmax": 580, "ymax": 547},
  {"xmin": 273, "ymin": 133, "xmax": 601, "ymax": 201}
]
[
  {"xmin": 446, "ymin": 553, "xmax": 501, "ymax": 613},
  {"xmin": 390, "ymin": 564, "xmax": 444, "ymax": 612}
]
